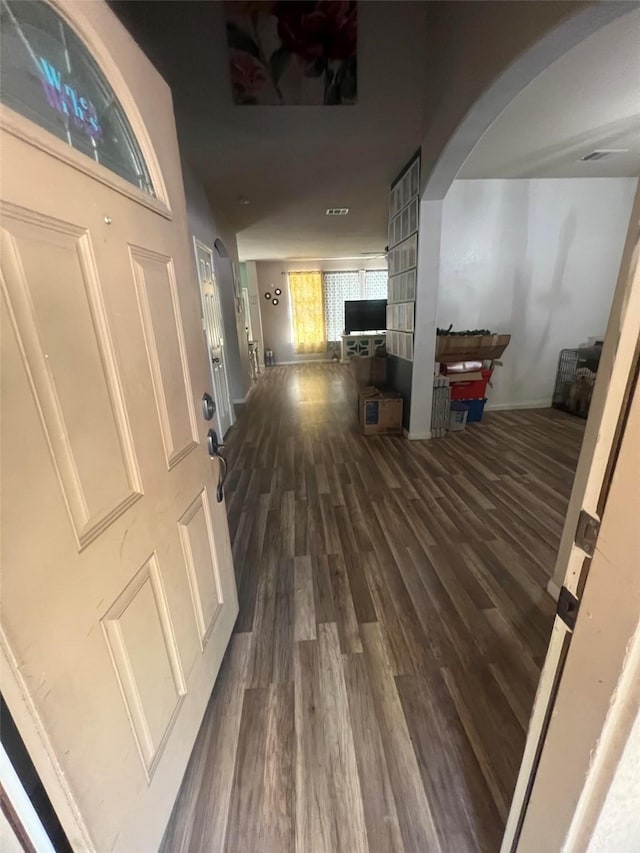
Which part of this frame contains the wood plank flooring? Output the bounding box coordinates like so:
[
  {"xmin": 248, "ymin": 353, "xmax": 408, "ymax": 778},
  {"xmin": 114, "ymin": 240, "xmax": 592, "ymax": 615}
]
[{"xmin": 160, "ymin": 364, "xmax": 585, "ymax": 853}]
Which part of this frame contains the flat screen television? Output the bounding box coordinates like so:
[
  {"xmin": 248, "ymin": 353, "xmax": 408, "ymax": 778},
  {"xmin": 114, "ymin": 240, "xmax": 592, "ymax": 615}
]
[{"xmin": 344, "ymin": 299, "xmax": 387, "ymax": 334}]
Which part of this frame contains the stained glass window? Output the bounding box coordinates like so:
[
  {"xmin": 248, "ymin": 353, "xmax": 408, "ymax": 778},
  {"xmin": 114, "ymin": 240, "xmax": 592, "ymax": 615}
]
[{"xmin": 0, "ymin": 0, "xmax": 155, "ymax": 195}]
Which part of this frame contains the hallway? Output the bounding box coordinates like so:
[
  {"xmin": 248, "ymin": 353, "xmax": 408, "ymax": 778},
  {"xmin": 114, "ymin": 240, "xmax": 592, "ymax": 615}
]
[{"xmin": 161, "ymin": 364, "xmax": 585, "ymax": 853}]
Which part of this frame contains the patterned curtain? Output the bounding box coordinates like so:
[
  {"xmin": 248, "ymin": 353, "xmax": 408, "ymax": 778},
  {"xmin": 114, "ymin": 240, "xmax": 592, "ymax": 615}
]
[
  {"xmin": 289, "ymin": 271, "xmax": 326, "ymax": 354},
  {"xmin": 323, "ymin": 271, "xmax": 359, "ymax": 342},
  {"xmin": 363, "ymin": 269, "xmax": 388, "ymax": 299}
]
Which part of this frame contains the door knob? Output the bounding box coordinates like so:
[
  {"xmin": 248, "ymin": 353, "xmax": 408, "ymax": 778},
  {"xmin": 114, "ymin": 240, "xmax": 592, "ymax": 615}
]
[
  {"xmin": 206, "ymin": 429, "xmax": 227, "ymax": 502},
  {"xmin": 201, "ymin": 392, "xmax": 215, "ymax": 421},
  {"xmin": 215, "ymin": 455, "xmax": 227, "ymax": 504},
  {"xmin": 207, "ymin": 429, "xmax": 224, "ymax": 457}
]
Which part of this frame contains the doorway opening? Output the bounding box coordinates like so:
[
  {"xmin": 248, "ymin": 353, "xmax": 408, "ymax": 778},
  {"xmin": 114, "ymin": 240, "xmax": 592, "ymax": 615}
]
[
  {"xmin": 195, "ymin": 238, "xmax": 235, "ymax": 438},
  {"xmin": 418, "ymin": 7, "xmax": 640, "ymax": 849}
]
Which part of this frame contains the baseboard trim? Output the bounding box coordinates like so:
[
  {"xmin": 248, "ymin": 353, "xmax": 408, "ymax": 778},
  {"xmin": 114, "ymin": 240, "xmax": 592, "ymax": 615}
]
[
  {"xmin": 269, "ymin": 358, "xmax": 336, "ymax": 366},
  {"xmin": 404, "ymin": 428, "xmax": 432, "ymax": 440},
  {"xmin": 546, "ymin": 578, "xmax": 561, "ymax": 601},
  {"xmin": 485, "ymin": 399, "xmax": 552, "ymax": 412}
]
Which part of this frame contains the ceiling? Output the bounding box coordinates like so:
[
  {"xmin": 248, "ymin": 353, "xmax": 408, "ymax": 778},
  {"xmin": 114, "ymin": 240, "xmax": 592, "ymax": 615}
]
[
  {"xmin": 460, "ymin": 8, "xmax": 640, "ymax": 180},
  {"xmin": 110, "ymin": 1, "xmax": 429, "ymax": 261}
]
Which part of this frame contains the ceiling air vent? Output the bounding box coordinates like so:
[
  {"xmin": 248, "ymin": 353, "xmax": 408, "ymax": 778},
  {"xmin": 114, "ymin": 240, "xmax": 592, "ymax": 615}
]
[
  {"xmin": 579, "ymin": 149, "xmax": 629, "ymax": 162},
  {"xmin": 326, "ymin": 208, "xmax": 349, "ymax": 216}
]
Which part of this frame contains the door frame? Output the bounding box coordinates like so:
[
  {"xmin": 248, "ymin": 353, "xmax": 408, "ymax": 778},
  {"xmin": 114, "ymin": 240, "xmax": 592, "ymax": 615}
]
[
  {"xmin": 192, "ymin": 237, "xmax": 235, "ymax": 435},
  {"xmin": 0, "ymin": 740, "xmax": 57, "ymax": 853},
  {"xmin": 0, "ymin": 635, "xmax": 93, "ymax": 850},
  {"xmin": 502, "ymin": 182, "xmax": 640, "ymax": 850}
]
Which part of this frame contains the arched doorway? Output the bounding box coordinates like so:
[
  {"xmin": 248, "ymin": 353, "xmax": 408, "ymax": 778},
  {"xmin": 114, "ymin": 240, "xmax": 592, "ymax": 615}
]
[{"xmin": 410, "ymin": 5, "xmax": 640, "ymax": 849}]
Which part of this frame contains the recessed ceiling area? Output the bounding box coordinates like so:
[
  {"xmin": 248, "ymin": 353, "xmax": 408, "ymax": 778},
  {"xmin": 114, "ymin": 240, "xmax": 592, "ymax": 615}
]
[
  {"xmin": 109, "ymin": 1, "xmax": 429, "ymax": 261},
  {"xmin": 460, "ymin": 8, "xmax": 640, "ymax": 180}
]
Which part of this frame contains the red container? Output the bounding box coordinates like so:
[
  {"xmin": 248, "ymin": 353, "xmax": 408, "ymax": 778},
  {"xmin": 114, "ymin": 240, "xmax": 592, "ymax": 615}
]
[{"xmin": 449, "ymin": 369, "xmax": 492, "ymax": 401}]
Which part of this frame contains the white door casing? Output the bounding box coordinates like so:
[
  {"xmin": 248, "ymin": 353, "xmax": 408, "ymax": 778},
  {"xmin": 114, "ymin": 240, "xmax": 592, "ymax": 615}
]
[
  {"xmin": 0, "ymin": 2, "xmax": 238, "ymax": 851},
  {"xmin": 194, "ymin": 239, "xmax": 234, "ymax": 438}
]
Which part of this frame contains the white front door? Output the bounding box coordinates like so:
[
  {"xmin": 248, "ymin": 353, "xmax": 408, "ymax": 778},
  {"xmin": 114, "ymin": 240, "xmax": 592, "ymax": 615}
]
[
  {"xmin": 194, "ymin": 239, "xmax": 234, "ymax": 437},
  {"xmin": 0, "ymin": 2, "xmax": 237, "ymax": 851}
]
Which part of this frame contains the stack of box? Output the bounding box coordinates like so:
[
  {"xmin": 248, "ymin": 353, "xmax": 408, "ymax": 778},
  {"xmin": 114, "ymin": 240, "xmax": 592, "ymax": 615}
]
[
  {"xmin": 446, "ymin": 365, "xmax": 492, "ymax": 423},
  {"xmin": 434, "ymin": 333, "xmax": 511, "ymax": 428},
  {"xmin": 435, "ymin": 333, "xmax": 510, "ymax": 364}
]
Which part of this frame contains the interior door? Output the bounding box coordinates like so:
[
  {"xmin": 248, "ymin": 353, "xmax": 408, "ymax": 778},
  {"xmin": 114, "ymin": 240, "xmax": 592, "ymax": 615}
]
[
  {"xmin": 194, "ymin": 239, "xmax": 234, "ymax": 437},
  {"xmin": 0, "ymin": 2, "xmax": 238, "ymax": 851}
]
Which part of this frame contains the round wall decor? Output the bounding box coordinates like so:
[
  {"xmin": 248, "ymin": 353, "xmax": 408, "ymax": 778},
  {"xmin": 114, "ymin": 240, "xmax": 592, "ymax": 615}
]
[
  {"xmin": 272, "ymin": 298, "xmax": 279, "ymax": 305},
  {"xmin": 264, "ymin": 292, "xmax": 271, "ymax": 300},
  {"xmin": 274, "ymin": 288, "xmax": 282, "ymax": 296}
]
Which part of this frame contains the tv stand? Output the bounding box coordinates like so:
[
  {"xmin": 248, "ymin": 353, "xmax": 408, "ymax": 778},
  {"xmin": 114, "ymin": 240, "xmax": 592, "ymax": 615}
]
[{"xmin": 340, "ymin": 331, "xmax": 386, "ymax": 363}]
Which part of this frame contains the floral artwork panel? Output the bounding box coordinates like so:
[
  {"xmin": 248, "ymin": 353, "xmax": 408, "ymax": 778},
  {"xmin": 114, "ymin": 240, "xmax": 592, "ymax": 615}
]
[{"xmin": 224, "ymin": 1, "xmax": 357, "ymax": 106}]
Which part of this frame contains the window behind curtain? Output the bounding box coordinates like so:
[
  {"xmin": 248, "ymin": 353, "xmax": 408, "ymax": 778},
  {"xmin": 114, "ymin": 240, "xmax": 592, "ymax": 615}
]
[
  {"xmin": 323, "ymin": 271, "xmax": 359, "ymax": 342},
  {"xmin": 364, "ymin": 269, "xmax": 388, "ymax": 299},
  {"xmin": 322, "ymin": 270, "xmax": 388, "ymax": 341}
]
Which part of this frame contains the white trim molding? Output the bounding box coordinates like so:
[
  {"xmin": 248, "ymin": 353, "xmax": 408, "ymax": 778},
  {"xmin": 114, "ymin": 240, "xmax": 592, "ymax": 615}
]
[
  {"xmin": 273, "ymin": 358, "xmax": 336, "ymax": 366},
  {"xmin": 404, "ymin": 428, "xmax": 432, "ymax": 441},
  {"xmin": 484, "ymin": 399, "xmax": 552, "ymax": 412},
  {"xmin": 546, "ymin": 578, "xmax": 561, "ymax": 601}
]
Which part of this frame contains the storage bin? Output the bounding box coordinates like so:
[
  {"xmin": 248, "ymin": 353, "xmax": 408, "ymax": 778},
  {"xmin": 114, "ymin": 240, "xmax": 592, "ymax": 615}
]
[
  {"xmin": 449, "ymin": 402, "xmax": 468, "ymax": 431},
  {"xmin": 449, "ymin": 369, "xmax": 492, "ymax": 401},
  {"xmin": 460, "ymin": 397, "xmax": 487, "ymax": 423}
]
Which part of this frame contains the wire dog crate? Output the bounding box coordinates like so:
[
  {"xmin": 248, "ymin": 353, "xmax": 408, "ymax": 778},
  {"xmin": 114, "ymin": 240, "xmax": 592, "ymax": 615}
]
[{"xmin": 552, "ymin": 346, "xmax": 601, "ymax": 418}]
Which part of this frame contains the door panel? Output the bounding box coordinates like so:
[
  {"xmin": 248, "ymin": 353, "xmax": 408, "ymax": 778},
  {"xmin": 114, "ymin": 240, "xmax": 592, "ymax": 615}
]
[
  {"xmin": 1, "ymin": 205, "xmax": 142, "ymax": 547},
  {"xmin": 102, "ymin": 555, "xmax": 187, "ymax": 778},
  {"xmin": 130, "ymin": 246, "xmax": 198, "ymax": 468},
  {"xmin": 178, "ymin": 488, "xmax": 224, "ymax": 648},
  {"xmin": 0, "ymin": 3, "xmax": 238, "ymax": 851}
]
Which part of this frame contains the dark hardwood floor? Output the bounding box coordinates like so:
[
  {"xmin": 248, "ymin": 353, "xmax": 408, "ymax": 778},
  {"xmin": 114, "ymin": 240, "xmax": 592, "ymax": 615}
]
[{"xmin": 160, "ymin": 363, "xmax": 585, "ymax": 853}]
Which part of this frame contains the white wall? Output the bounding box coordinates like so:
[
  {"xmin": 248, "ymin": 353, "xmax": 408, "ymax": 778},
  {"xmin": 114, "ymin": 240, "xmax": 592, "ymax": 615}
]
[
  {"xmin": 255, "ymin": 259, "xmax": 387, "ymax": 365},
  {"xmin": 181, "ymin": 161, "xmax": 251, "ymax": 402},
  {"xmin": 587, "ymin": 709, "xmax": 640, "ymax": 852},
  {"xmin": 437, "ymin": 178, "xmax": 635, "ymax": 409}
]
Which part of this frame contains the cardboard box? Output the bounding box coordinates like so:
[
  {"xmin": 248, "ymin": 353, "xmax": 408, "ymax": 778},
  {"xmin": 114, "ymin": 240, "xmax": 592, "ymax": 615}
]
[
  {"xmin": 351, "ymin": 354, "xmax": 387, "ymax": 387},
  {"xmin": 447, "ymin": 371, "xmax": 483, "ymax": 383},
  {"xmin": 436, "ymin": 334, "xmax": 510, "ymax": 364},
  {"xmin": 358, "ymin": 386, "xmax": 403, "ymax": 435}
]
